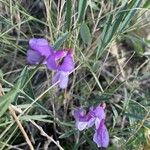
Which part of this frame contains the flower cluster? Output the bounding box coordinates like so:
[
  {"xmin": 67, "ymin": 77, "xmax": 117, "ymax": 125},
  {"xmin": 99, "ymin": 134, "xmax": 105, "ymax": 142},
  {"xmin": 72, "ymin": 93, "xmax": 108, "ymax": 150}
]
[
  {"xmin": 27, "ymin": 38, "xmax": 74, "ymax": 89},
  {"xmin": 73, "ymin": 104, "xmax": 109, "ymax": 148}
]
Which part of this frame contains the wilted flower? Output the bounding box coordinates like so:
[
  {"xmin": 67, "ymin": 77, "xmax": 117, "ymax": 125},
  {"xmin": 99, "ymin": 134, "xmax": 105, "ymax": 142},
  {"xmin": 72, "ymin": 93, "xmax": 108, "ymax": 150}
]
[
  {"xmin": 73, "ymin": 105, "xmax": 109, "ymax": 148},
  {"xmin": 27, "ymin": 38, "xmax": 74, "ymax": 89}
]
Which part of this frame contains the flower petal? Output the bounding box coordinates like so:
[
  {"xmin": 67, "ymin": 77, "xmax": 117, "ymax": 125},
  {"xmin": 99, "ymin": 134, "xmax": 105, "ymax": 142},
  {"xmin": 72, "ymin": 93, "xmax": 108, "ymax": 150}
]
[
  {"xmin": 29, "ymin": 38, "xmax": 53, "ymax": 57},
  {"xmin": 59, "ymin": 71, "xmax": 69, "ymax": 89},
  {"xmin": 93, "ymin": 121, "xmax": 109, "ymax": 148},
  {"xmin": 59, "ymin": 50, "xmax": 74, "ymax": 72},
  {"xmin": 73, "ymin": 108, "xmax": 88, "ymax": 130},
  {"xmin": 27, "ymin": 50, "xmax": 43, "ymax": 64},
  {"xmin": 73, "ymin": 108, "xmax": 85, "ymax": 120},
  {"xmin": 87, "ymin": 117, "xmax": 95, "ymax": 128},
  {"xmin": 95, "ymin": 118, "xmax": 101, "ymax": 129},
  {"xmin": 47, "ymin": 50, "xmax": 67, "ymax": 70},
  {"xmin": 47, "ymin": 54, "xmax": 58, "ymax": 70},
  {"xmin": 52, "ymin": 71, "xmax": 60, "ymax": 85},
  {"xmin": 76, "ymin": 121, "xmax": 88, "ymax": 131},
  {"xmin": 52, "ymin": 71, "xmax": 69, "ymax": 89},
  {"xmin": 54, "ymin": 50, "xmax": 67, "ymax": 60},
  {"xmin": 94, "ymin": 106, "xmax": 105, "ymax": 121},
  {"xmin": 86, "ymin": 110, "xmax": 95, "ymax": 128}
]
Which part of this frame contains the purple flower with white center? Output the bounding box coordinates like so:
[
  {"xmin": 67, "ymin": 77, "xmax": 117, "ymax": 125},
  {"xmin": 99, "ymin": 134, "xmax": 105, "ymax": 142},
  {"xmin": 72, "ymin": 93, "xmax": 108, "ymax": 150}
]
[
  {"xmin": 72, "ymin": 104, "xmax": 109, "ymax": 148},
  {"xmin": 48, "ymin": 49, "xmax": 75, "ymax": 89},
  {"xmin": 27, "ymin": 38, "xmax": 54, "ymax": 64}
]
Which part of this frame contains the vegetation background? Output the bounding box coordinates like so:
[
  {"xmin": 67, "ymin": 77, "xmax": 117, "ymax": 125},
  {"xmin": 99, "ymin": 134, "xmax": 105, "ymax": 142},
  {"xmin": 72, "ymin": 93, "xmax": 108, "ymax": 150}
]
[{"xmin": 0, "ymin": 0, "xmax": 150, "ymax": 149}]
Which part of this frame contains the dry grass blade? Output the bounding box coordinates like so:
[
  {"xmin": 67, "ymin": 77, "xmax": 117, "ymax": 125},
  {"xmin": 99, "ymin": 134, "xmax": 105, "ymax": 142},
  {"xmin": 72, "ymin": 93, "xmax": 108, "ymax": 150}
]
[
  {"xmin": 0, "ymin": 84, "xmax": 34, "ymax": 150},
  {"xmin": 0, "ymin": 84, "xmax": 4, "ymax": 96},
  {"xmin": 30, "ymin": 120, "xmax": 64, "ymax": 150},
  {"xmin": 9, "ymin": 106, "xmax": 34, "ymax": 150}
]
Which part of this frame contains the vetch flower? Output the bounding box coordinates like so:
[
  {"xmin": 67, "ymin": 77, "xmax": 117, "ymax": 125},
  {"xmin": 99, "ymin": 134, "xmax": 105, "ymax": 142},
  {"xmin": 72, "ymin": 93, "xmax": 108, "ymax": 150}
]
[
  {"xmin": 72, "ymin": 104, "xmax": 109, "ymax": 148},
  {"xmin": 27, "ymin": 38, "xmax": 75, "ymax": 89},
  {"xmin": 27, "ymin": 38, "xmax": 54, "ymax": 64},
  {"xmin": 49, "ymin": 50, "xmax": 75, "ymax": 89}
]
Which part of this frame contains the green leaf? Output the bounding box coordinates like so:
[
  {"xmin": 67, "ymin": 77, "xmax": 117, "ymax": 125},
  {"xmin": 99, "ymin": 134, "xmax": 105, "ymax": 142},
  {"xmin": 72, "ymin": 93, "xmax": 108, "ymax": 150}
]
[
  {"xmin": 100, "ymin": 14, "xmax": 113, "ymax": 47},
  {"xmin": 66, "ymin": 0, "xmax": 72, "ymax": 30},
  {"xmin": 16, "ymin": 66, "xmax": 28, "ymax": 90},
  {"xmin": 77, "ymin": 0, "xmax": 87, "ymax": 23},
  {"xmin": 97, "ymin": 2, "xmax": 128, "ymax": 58},
  {"xmin": 0, "ymin": 67, "xmax": 29, "ymax": 117},
  {"xmin": 96, "ymin": 14, "xmax": 113, "ymax": 58},
  {"xmin": 23, "ymin": 68, "xmax": 35, "ymax": 100},
  {"xmin": 120, "ymin": 0, "xmax": 142, "ymax": 32},
  {"xmin": 53, "ymin": 32, "xmax": 68, "ymax": 49},
  {"xmin": 104, "ymin": 3, "xmax": 128, "ymax": 45},
  {"xmin": 96, "ymin": 0, "xmax": 142, "ymax": 59},
  {"xmin": 0, "ymin": 87, "xmax": 19, "ymax": 117},
  {"xmin": 80, "ymin": 23, "xmax": 92, "ymax": 44}
]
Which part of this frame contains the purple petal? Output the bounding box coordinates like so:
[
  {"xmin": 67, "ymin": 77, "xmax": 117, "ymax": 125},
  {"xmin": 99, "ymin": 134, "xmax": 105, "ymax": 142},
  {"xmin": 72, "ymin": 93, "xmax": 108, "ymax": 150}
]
[
  {"xmin": 93, "ymin": 121, "xmax": 109, "ymax": 148},
  {"xmin": 75, "ymin": 121, "xmax": 88, "ymax": 131},
  {"xmin": 58, "ymin": 71, "xmax": 69, "ymax": 89},
  {"xmin": 73, "ymin": 108, "xmax": 88, "ymax": 130},
  {"xmin": 27, "ymin": 50, "xmax": 43, "ymax": 64},
  {"xmin": 29, "ymin": 38, "xmax": 53, "ymax": 57},
  {"xmin": 94, "ymin": 106, "xmax": 105, "ymax": 121},
  {"xmin": 47, "ymin": 50, "xmax": 67, "ymax": 70},
  {"xmin": 95, "ymin": 118, "xmax": 101, "ymax": 129},
  {"xmin": 59, "ymin": 50, "xmax": 74, "ymax": 72},
  {"xmin": 47, "ymin": 54, "xmax": 58, "ymax": 70},
  {"xmin": 54, "ymin": 50, "xmax": 67, "ymax": 60},
  {"xmin": 86, "ymin": 110, "xmax": 95, "ymax": 128},
  {"xmin": 52, "ymin": 71, "xmax": 69, "ymax": 89},
  {"xmin": 52, "ymin": 71, "xmax": 60, "ymax": 84},
  {"xmin": 73, "ymin": 108, "xmax": 85, "ymax": 120},
  {"xmin": 87, "ymin": 117, "xmax": 95, "ymax": 128}
]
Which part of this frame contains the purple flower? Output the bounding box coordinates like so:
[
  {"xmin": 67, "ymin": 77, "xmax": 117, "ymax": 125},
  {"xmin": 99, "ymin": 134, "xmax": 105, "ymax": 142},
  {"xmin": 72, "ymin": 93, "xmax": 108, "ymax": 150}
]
[
  {"xmin": 72, "ymin": 105, "xmax": 109, "ymax": 148},
  {"xmin": 48, "ymin": 50, "xmax": 75, "ymax": 89},
  {"xmin": 27, "ymin": 38, "xmax": 75, "ymax": 89},
  {"xmin": 27, "ymin": 38, "xmax": 54, "ymax": 64}
]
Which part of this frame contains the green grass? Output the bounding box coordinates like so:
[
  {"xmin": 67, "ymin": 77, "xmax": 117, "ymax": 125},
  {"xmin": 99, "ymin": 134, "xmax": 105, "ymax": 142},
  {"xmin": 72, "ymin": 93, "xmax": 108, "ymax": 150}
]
[{"xmin": 0, "ymin": 0, "xmax": 150, "ymax": 149}]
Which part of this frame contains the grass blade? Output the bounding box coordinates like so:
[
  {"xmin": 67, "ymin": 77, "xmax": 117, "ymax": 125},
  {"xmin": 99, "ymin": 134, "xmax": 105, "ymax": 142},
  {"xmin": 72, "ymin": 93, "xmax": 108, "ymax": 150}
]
[
  {"xmin": 77, "ymin": 0, "xmax": 87, "ymax": 23},
  {"xmin": 0, "ymin": 67, "xmax": 29, "ymax": 117},
  {"xmin": 120, "ymin": 0, "xmax": 142, "ymax": 32},
  {"xmin": 66, "ymin": 0, "xmax": 72, "ymax": 30},
  {"xmin": 0, "ymin": 88, "xmax": 19, "ymax": 117}
]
